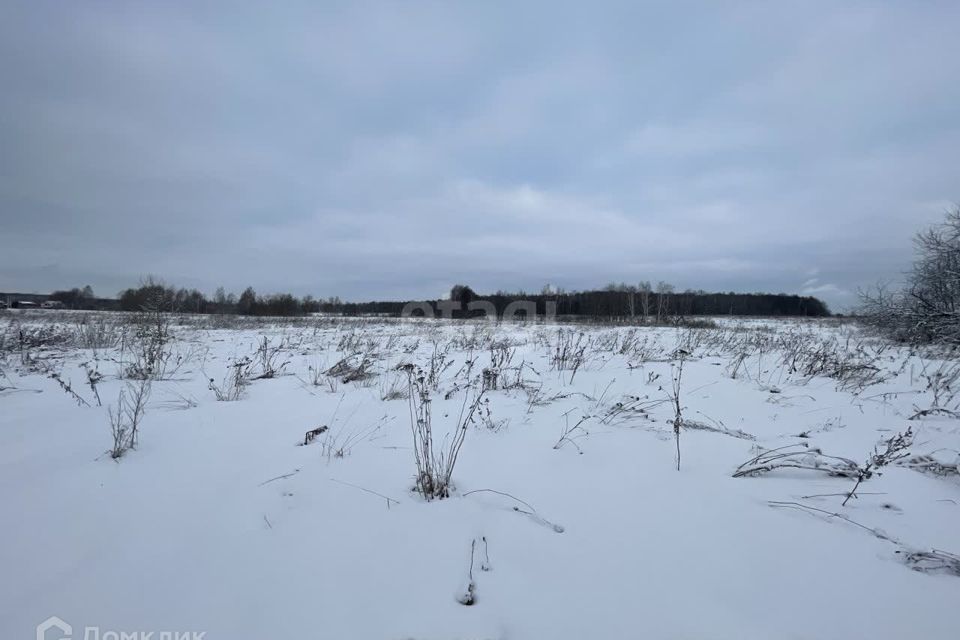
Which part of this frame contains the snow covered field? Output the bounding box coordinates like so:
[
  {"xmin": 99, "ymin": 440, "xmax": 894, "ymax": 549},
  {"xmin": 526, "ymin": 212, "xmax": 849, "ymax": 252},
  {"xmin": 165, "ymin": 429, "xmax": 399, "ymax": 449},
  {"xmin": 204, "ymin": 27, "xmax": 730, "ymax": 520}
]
[{"xmin": 2, "ymin": 311, "xmax": 959, "ymax": 639}]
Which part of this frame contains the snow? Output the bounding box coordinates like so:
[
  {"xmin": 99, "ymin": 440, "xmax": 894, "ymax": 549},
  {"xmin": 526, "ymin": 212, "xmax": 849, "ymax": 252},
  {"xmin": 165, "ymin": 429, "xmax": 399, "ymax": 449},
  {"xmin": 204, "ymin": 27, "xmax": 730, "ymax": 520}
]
[{"xmin": 2, "ymin": 313, "xmax": 958, "ymax": 639}]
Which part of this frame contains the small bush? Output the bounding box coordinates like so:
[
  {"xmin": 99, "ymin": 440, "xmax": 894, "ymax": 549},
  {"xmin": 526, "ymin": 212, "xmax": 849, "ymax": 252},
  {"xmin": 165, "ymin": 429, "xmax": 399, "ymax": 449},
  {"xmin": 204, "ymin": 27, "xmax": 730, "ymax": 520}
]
[
  {"xmin": 406, "ymin": 364, "xmax": 485, "ymax": 500},
  {"xmin": 208, "ymin": 357, "xmax": 252, "ymax": 401},
  {"xmin": 108, "ymin": 379, "xmax": 151, "ymax": 459}
]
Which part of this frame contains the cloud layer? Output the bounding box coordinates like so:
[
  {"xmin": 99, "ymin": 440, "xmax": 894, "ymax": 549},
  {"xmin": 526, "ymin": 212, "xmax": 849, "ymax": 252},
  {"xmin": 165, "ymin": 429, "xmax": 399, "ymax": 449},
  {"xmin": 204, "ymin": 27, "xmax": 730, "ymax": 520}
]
[{"xmin": 2, "ymin": 1, "xmax": 958, "ymax": 310}]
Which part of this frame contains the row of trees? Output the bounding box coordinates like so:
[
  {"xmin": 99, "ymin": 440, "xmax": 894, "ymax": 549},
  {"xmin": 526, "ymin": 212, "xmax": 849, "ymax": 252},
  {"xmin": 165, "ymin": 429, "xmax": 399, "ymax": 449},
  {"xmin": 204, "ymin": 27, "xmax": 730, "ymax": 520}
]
[
  {"xmin": 861, "ymin": 206, "xmax": 960, "ymax": 344},
  {"xmin": 54, "ymin": 279, "xmax": 828, "ymax": 319},
  {"xmin": 440, "ymin": 284, "xmax": 829, "ymax": 320},
  {"xmin": 49, "ymin": 285, "xmax": 97, "ymax": 309},
  {"xmin": 116, "ymin": 281, "xmax": 341, "ymax": 317}
]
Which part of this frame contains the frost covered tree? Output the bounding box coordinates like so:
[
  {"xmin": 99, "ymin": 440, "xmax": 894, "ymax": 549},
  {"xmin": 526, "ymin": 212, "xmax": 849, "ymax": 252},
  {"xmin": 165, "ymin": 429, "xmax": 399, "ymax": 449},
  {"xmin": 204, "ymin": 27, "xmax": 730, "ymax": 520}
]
[{"xmin": 861, "ymin": 206, "xmax": 960, "ymax": 344}]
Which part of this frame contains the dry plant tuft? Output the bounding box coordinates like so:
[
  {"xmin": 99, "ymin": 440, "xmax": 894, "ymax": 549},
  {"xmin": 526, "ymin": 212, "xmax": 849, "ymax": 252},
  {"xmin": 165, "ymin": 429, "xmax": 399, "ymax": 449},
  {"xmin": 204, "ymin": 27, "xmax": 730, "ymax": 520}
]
[
  {"xmin": 108, "ymin": 378, "xmax": 151, "ymax": 459},
  {"xmin": 669, "ymin": 354, "xmax": 687, "ymax": 470},
  {"xmin": 208, "ymin": 357, "xmax": 252, "ymax": 401},
  {"xmin": 406, "ymin": 364, "xmax": 485, "ymax": 500},
  {"xmin": 843, "ymin": 427, "xmax": 913, "ymax": 506}
]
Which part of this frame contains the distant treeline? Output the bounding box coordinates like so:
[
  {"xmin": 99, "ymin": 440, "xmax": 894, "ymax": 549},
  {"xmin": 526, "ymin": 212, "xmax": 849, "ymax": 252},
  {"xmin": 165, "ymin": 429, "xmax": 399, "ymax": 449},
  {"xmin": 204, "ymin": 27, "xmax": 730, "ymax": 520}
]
[
  {"xmin": 117, "ymin": 282, "xmax": 317, "ymax": 317},
  {"xmin": 34, "ymin": 280, "xmax": 828, "ymax": 319},
  {"xmin": 122, "ymin": 281, "xmax": 830, "ymax": 318},
  {"xmin": 319, "ymin": 284, "xmax": 831, "ymax": 319},
  {"xmin": 452, "ymin": 286, "xmax": 830, "ymax": 319}
]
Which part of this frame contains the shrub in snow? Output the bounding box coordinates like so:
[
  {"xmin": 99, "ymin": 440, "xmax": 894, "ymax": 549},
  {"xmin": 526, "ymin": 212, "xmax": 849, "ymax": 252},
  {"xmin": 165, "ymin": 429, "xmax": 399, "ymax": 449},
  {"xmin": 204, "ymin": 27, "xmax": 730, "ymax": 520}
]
[
  {"xmin": 842, "ymin": 427, "xmax": 913, "ymax": 506},
  {"xmin": 549, "ymin": 328, "xmax": 589, "ymax": 384},
  {"xmin": 325, "ymin": 354, "xmax": 373, "ymax": 383},
  {"xmin": 208, "ymin": 356, "xmax": 252, "ymax": 401},
  {"xmin": 406, "ymin": 364, "xmax": 485, "ymax": 500},
  {"xmin": 735, "ymin": 427, "xmax": 914, "ymax": 507},
  {"xmin": 108, "ymin": 378, "xmax": 151, "ymax": 459},
  {"xmin": 252, "ymin": 335, "xmax": 289, "ymax": 379},
  {"xmin": 122, "ymin": 305, "xmax": 173, "ymax": 380}
]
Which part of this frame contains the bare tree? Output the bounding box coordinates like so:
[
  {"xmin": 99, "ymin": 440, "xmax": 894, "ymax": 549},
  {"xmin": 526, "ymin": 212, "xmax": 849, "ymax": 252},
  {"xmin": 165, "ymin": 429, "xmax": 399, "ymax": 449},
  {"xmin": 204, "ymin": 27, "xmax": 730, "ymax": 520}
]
[
  {"xmin": 625, "ymin": 284, "xmax": 637, "ymax": 319},
  {"xmin": 638, "ymin": 281, "xmax": 652, "ymax": 323},
  {"xmin": 655, "ymin": 281, "xmax": 673, "ymax": 324},
  {"xmin": 862, "ymin": 206, "xmax": 960, "ymax": 344}
]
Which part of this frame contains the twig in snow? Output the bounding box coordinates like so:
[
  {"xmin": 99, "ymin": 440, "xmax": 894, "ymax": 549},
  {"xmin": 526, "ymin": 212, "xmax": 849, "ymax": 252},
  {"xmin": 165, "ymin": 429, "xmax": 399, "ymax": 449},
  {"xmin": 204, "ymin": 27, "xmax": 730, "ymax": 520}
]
[
  {"xmin": 768, "ymin": 501, "xmax": 894, "ymax": 540},
  {"xmin": 480, "ymin": 536, "xmax": 492, "ymax": 572},
  {"xmin": 50, "ymin": 371, "xmax": 90, "ymax": 407},
  {"xmin": 553, "ymin": 409, "xmax": 589, "ymax": 453},
  {"xmin": 302, "ymin": 425, "xmax": 328, "ymax": 446},
  {"xmin": 258, "ymin": 469, "xmax": 300, "ymax": 486},
  {"xmin": 733, "ymin": 442, "xmax": 859, "ymax": 478},
  {"xmin": 462, "ymin": 488, "xmax": 565, "ymax": 533},
  {"xmin": 801, "ymin": 492, "xmax": 887, "ymax": 500},
  {"xmin": 670, "ymin": 355, "xmax": 686, "ymax": 470},
  {"xmin": 685, "ymin": 414, "xmax": 756, "ymax": 441},
  {"xmin": 457, "ymin": 538, "xmax": 477, "ymax": 605},
  {"xmin": 842, "ymin": 427, "xmax": 913, "ymax": 506},
  {"xmin": 768, "ymin": 500, "xmax": 960, "ymax": 577},
  {"xmin": 329, "ymin": 478, "xmax": 401, "ymax": 508},
  {"xmin": 909, "ymin": 406, "xmax": 960, "ymax": 420},
  {"xmin": 462, "ymin": 488, "xmax": 538, "ymax": 512}
]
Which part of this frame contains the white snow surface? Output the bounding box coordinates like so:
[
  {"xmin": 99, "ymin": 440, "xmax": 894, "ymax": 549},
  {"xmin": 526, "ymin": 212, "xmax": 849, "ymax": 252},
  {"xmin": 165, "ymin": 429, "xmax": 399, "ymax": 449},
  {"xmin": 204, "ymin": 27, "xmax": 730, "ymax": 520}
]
[{"xmin": 2, "ymin": 313, "xmax": 959, "ymax": 639}]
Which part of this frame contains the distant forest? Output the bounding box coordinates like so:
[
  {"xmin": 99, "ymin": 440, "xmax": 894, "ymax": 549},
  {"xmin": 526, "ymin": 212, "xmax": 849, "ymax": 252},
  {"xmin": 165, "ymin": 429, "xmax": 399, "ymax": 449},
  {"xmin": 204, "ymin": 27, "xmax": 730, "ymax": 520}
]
[
  {"xmin": 324, "ymin": 285, "xmax": 830, "ymax": 319},
  {"xmin": 33, "ymin": 280, "xmax": 830, "ymax": 319}
]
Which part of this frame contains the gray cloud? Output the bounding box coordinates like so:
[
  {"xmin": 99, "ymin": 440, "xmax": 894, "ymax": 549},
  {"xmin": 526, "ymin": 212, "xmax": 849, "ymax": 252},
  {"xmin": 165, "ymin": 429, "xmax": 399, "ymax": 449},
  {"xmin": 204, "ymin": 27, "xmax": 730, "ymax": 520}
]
[{"xmin": 1, "ymin": 1, "xmax": 958, "ymax": 311}]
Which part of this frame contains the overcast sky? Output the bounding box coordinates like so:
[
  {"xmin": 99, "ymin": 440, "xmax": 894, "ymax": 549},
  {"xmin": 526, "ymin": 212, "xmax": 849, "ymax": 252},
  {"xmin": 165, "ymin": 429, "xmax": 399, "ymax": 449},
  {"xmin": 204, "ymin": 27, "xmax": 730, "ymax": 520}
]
[{"xmin": 1, "ymin": 1, "xmax": 957, "ymax": 311}]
